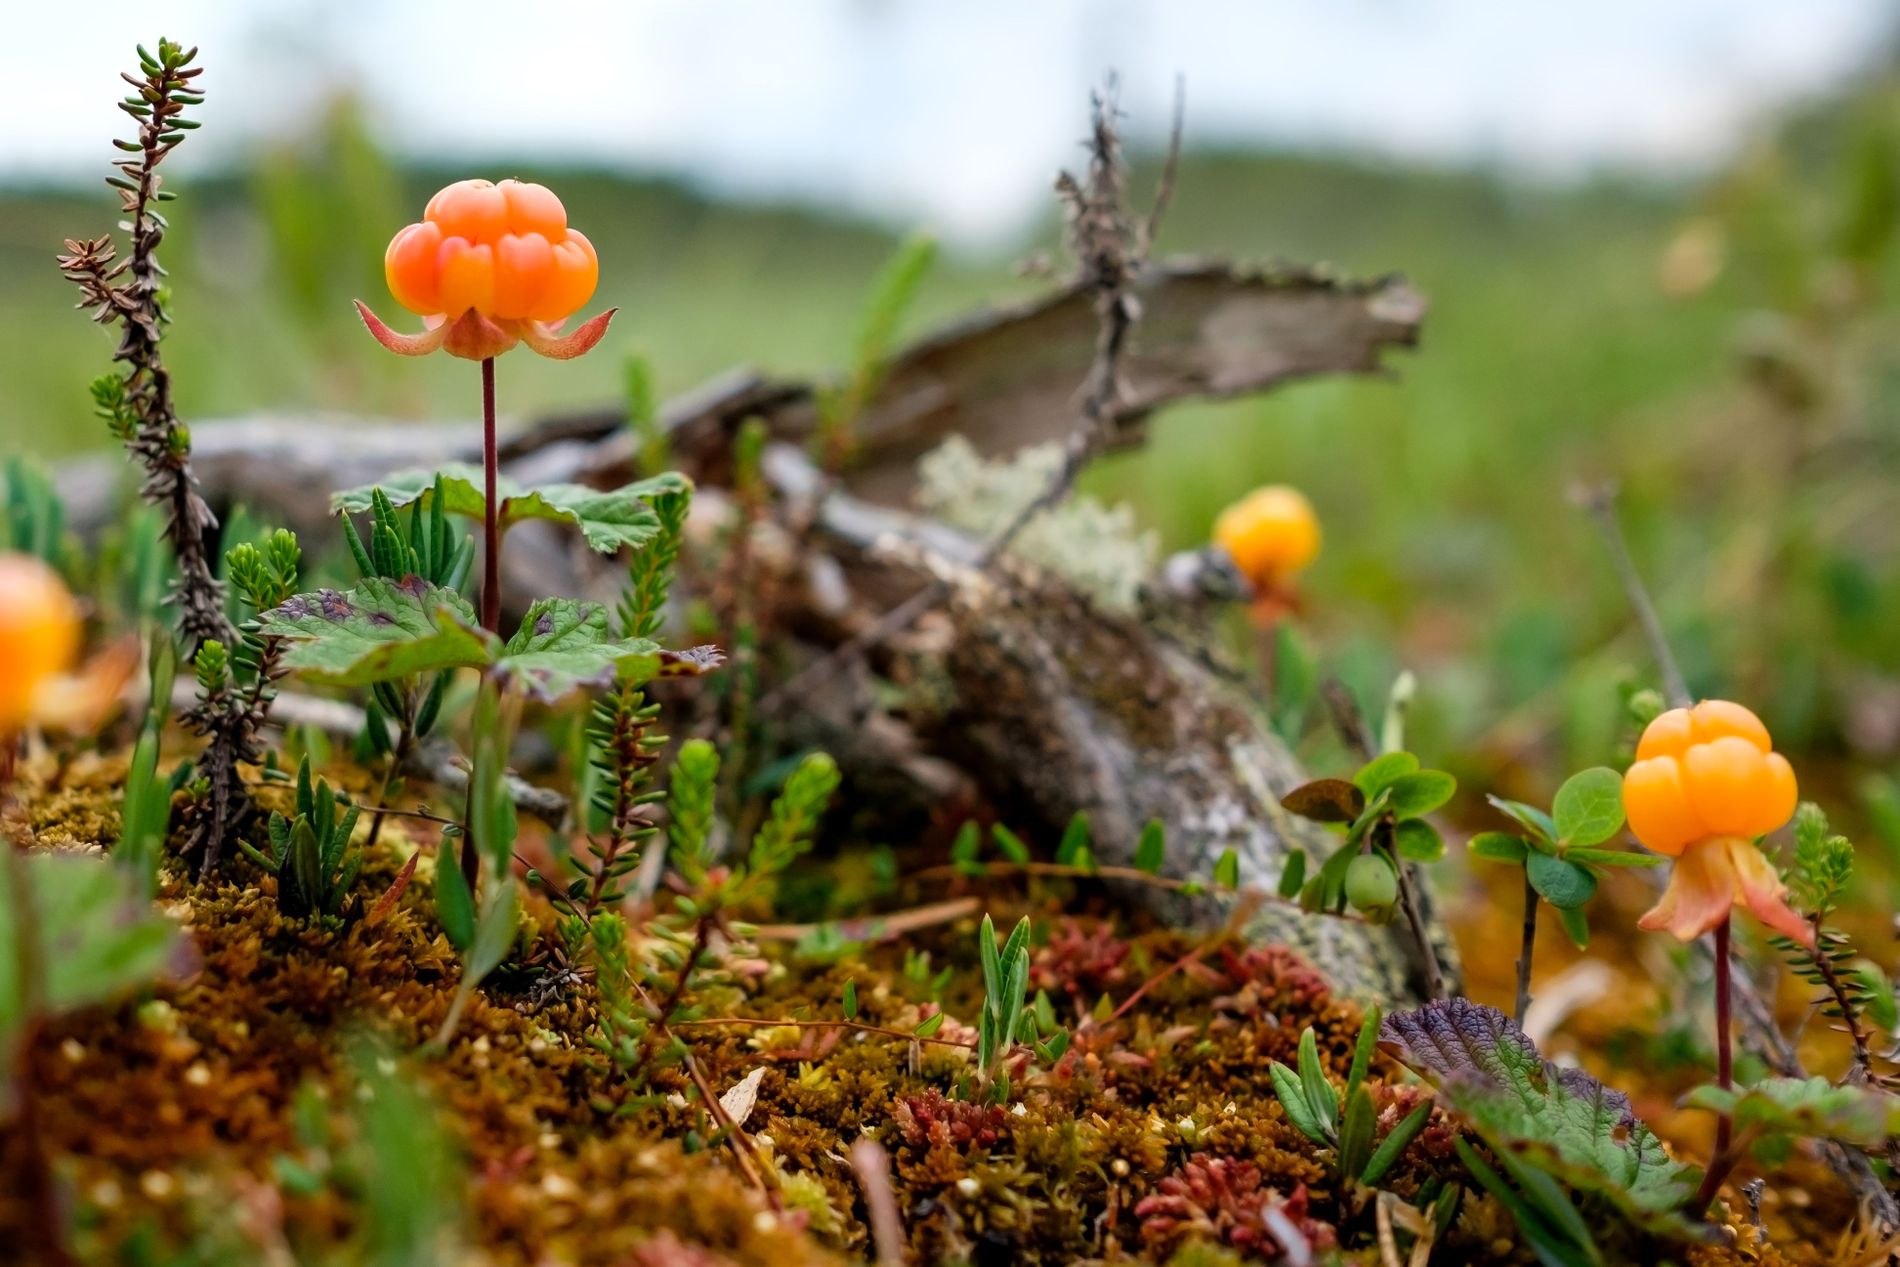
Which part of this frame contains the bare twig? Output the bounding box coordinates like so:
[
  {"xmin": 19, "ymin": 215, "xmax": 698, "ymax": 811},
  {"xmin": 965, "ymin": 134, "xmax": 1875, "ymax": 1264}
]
[
  {"xmin": 761, "ymin": 75, "xmax": 1152, "ymax": 710},
  {"xmin": 850, "ymin": 1139, "xmax": 909, "ymax": 1267},
  {"xmin": 1139, "ymin": 74, "xmax": 1187, "ymax": 261},
  {"xmin": 670, "ymin": 1015, "xmax": 973, "ymax": 1050},
  {"xmin": 1573, "ymin": 482, "xmax": 1689, "ymax": 708},
  {"xmin": 1514, "ymin": 869, "xmax": 1537, "ymax": 1026}
]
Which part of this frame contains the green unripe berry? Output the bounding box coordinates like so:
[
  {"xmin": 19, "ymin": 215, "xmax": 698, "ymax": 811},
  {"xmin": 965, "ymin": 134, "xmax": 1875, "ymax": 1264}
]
[{"xmin": 1345, "ymin": 852, "xmax": 1399, "ymax": 921}]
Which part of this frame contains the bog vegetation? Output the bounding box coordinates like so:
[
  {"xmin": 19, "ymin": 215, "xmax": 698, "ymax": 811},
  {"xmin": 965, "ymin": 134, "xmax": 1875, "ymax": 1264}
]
[{"xmin": 1, "ymin": 36, "xmax": 1898, "ymax": 1267}]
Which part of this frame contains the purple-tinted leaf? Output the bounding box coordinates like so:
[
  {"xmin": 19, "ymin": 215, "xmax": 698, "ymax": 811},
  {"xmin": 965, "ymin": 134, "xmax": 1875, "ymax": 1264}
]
[{"xmin": 1381, "ymin": 998, "xmax": 1700, "ymax": 1237}]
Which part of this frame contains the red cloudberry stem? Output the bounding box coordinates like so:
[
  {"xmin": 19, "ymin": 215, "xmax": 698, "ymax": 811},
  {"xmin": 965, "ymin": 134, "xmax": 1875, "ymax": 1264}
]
[
  {"xmin": 481, "ymin": 356, "xmax": 500, "ymax": 634},
  {"xmin": 1694, "ymin": 915, "xmax": 1736, "ymax": 1212}
]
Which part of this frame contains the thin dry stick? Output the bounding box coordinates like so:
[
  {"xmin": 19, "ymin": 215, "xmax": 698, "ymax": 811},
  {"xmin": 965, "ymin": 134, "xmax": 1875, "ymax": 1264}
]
[
  {"xmin": 1580, "ymin": 481, "xmax": 1900, "ymax": 1230},
  {"xmin": 1572, "ymin": 482, "xmax": 1689, "ymax": 709},
  {"xmin": 762, "ymin": 75, "xmax": 1182, "ymax": 711},
  {"xmin": 671, "ymin": 1016, "xmax": 973, "ymax": 1050},
  {"xmin": 850, "ymin": 1139, "xmax": 909, "ymax": 1267}
]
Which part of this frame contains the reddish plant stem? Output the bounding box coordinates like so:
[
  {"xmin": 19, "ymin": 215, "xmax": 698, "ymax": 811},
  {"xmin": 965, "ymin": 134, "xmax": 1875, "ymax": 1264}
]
[
  {"xmin": 1694, "ymin": 916, "xmax": 1736, "ymax": 1211},
  {"xmin": 480, "ymin": 356, "xmax": 501, "ymax": 634},
  {"xmin": 1514, "ymin": 869, "xmax": 1537, "ymax": 1027}
]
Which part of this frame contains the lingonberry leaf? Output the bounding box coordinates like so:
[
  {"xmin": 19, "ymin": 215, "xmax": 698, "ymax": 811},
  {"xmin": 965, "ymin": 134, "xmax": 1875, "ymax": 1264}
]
[
  {"xmin": 1395, "ymin": 818, "xmax": 1445, "ymax": 862},
  {"xmin": 1380, "ymin": 998, "xmax": 1699, "ymax": 1236},
  {"xmin": 1468, "ymin": 831, "xmax": 1529, "ymax": 864},
  {"xmin": 491, "ymin": 598, "xmax": 661, "ymax": 703},
  {"xmin": 1384, "ymin": 770, "xmax": 1457, "ymax": 820},
  {"xmin": 1526, "ymin": 851, "xmax": 1598, "ymax": 910},
  {"xmin": 1353, "ymin": 751, "xmax": 1420, "ymax": 798},
  {"xmin": 335, "ymin": 467, "xmax": 692, "ymax": 555},
  {"xmin": 1551, "ymin": 768, "xmax": 1625, "ymax": 847},
  {"xmin": 261, "ymin": 577, "xmax": 494, "ymax": 687}
]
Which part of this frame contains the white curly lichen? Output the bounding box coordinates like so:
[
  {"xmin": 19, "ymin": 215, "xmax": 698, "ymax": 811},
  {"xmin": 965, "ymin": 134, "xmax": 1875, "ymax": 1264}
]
[{"xmin": 915, "ymin": 436, "xmax": 1158, "ymax": 612}]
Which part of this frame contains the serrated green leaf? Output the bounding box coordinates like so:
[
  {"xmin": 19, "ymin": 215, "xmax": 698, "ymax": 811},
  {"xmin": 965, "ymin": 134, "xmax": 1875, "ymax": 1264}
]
[
  {"xmin": 335, "ymin": 467, "xmax": 691, "ymax": 556},
  {"xmin": 1681, "ymin": 1076, "xmax": 1899, "ymax": 1146},
  {"xmin": 1468, "ymin": 831, "xmax": 1529, "ymax": 864},
  {"xmin": 1552, "ymin": 768, "xmax": 1625, "ymax": 847},
  {"xmin": 1382, "ymin": 999, "xmax": 1697, "ymax": 1237},
  {"xmin": 1133, "ymin": 820, "xmax": 1166, "ymax": 875},
  {"xmin": 493, "ymin": 598, "xmax": 660, "ymax": 703},
  {"xmin": 1395, "ymin": 819, "xmax": 1445, "ymax": 862},
  {"xmin": 1384, "ymin": 770, "xmax": 1456, "ymax": 820},
  {"xmin": 261, "ymin": 577, "xmax": 494, "ymax": 688},
  {"xmin": 1526, "ymin": 852, "xmax": 1598, "ymax": 910},
  {"xmin": 4, "ymin": 853, "xmax": 190, "ymax": 1036}
]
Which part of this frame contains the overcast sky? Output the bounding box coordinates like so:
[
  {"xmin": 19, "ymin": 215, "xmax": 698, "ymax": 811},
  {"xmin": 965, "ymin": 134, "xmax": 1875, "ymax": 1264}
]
[{"xmin": 6, "ymin": 0, "xmax": 1894, "ymax": 241}]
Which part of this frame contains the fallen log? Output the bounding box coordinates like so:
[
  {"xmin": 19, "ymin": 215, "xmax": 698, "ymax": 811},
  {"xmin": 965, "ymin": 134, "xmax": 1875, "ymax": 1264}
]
[{"xmin": 54, "ymin": 258, "xmax": 1450, "ymax": 1002}]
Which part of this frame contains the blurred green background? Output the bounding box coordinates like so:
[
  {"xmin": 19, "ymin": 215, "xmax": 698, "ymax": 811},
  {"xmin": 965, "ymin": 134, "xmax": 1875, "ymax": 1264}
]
[{"xmin": 5, "ymin": 71, "xmax": 1900, "ymax": 813}]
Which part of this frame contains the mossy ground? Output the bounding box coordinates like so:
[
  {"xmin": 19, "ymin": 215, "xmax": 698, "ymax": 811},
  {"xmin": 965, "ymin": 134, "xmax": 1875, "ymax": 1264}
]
[{"xmin": 0, "ymin": 752, "xmax": 1868, "ymax": 1266}]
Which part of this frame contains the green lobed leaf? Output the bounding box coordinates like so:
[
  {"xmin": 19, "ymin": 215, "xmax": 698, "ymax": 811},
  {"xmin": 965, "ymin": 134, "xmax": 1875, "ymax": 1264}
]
[
  {"xmin": 334, "ymin": 467, "xmax": 691, "ymax": 556},
  {"xmin": 492, "ymin": 598, "xmax": 661, "ymax": 704},
  {"xmin": 1681, "ymin": 1076, "xmax": 1899, "ymax": 1147},
  {"xmin": 1381, "ymin": 998, "xmax": 1699, "ymax": 1238},
  {"xmin": 3, "ymin": 853, "xmax": 193, "ymax": 1037},
  {"xmin": 261, "ymin": 577, "xmax": 494, "ymax": 688}
]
